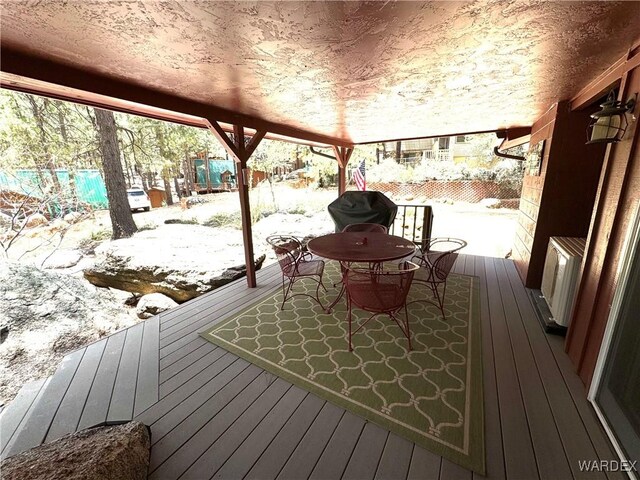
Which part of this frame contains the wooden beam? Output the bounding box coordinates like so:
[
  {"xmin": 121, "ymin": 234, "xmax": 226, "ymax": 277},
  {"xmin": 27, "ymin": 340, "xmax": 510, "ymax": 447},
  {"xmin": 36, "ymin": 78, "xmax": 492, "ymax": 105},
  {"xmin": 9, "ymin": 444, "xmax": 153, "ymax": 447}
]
[
  {"xmin": 333, "ymin": 146, "xmax": 353, "ymax": 195},
  {"xmin": 0, "ymin": 48, "xmax": 353, "ymax": 148},
  {"xmin": 500, "ymin": 134, "xmax": 531, "ymax": 151},
  {"xmin": 332, "ymin": 146, "xmax": 353, "ymax": 169},
  {"xmin": 570, "ymin": 51, "xmax": 630, "ymax": 110},
  {"xmin": 245, "ymin": 130, "xmax": 266, "ymax": 158},
  {"xmin": 338, "ymin": 165, "xmax": 347, "ymax": 196},
  {"xmin": 206, "ymin": 122, "xmax": 265, "ymax": 288},
  {"xmin": 205, "ymin": 120, "xmax": 240, "ymax": 159}
]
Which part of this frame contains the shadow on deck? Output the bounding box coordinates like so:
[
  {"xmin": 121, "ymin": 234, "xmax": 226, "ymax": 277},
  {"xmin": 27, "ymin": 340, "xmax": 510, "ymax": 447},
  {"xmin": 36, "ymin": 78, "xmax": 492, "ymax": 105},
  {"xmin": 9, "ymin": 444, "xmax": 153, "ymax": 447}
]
[{"xmin": 0, "ymin": 255, "xmax": 622, "ymax": 480}]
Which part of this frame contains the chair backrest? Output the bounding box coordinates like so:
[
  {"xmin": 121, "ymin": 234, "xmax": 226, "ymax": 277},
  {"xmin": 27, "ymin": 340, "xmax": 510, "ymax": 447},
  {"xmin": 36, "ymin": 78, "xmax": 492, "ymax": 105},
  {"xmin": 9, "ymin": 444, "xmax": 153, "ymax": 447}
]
[
  {"xmin": 344, "ymin": 261, "xmax": 419, "ymax": 312},
  {"xmin": 422, "ymin": 238, "xmax": 467, "ymax": 283},
  {"xmin": 266, "ymin": 235, "xmax": 303, "ymax": 275},
  {"xmin": 342, "ymin": 223, "xmax": 388, "ymax": 234}
]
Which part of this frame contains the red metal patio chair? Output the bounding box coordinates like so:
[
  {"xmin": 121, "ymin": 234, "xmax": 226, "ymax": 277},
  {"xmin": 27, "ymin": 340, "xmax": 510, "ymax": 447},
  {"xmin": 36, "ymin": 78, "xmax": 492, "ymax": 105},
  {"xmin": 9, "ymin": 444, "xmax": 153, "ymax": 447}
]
[
  {"xmin": 411, "ymin": 237, "xmax": 467, "ymax": 319},
  {"xmin": 342, "ymin": 223, "xmax": 388, "ymax": 233},
  {"xmin": 343, "ymin": 261, "xmax": 419, "ymax": 351},
  {"xmin": 266, "ymin": 235, "xmax": 327, "ymax": 311}
]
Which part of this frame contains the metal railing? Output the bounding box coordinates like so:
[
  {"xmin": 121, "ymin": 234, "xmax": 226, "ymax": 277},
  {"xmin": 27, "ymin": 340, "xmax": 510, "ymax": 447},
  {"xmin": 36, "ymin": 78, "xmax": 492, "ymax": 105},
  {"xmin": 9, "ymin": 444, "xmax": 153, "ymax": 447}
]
[
  {"xmin": 389, "ymin": 204, "xmax": 434, "ymax": 251},
  {"xmin": 421, "ymin": 149, "xmax": 452, "ymax": 162}
]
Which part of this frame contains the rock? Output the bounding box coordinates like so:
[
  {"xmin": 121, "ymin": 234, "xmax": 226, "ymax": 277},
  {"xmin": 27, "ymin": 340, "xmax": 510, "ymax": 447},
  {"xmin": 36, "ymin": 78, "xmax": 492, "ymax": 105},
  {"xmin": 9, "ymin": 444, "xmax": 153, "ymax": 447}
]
[
  {"xmin": 83, "ymin": 224, "xmax": 266, "ymax": 303},
  {"xmin": 0, "ymin": 421, "xmax": 150, "ymax": 480},
  {"xmin": 0, "ymin": 262, "xmax": 131, "ymax": 334},
  {"xmin": 40, "ymin": 249, "xmax": 83, "ymax": 269},
  {"xmin": 49, "ymin": 219, "xmax": 70, "ymax": 233},
  {"xmin": 24, "ymin": 213, "xmax": 47, "ymax": 228},
  {"xmin": 63, "ymin": 212, "xmax": 83, "ymax": 224},
  {"xmin": 136, "ymin": 293, "xmax": 178, "ymax": 319},
  {"xmin": 480, "ymin": 198, "xmax": 502, "ymax": 209},
  {"xmin": 0, "ymin": 262, "xmax": 134, "ymax": 404}
]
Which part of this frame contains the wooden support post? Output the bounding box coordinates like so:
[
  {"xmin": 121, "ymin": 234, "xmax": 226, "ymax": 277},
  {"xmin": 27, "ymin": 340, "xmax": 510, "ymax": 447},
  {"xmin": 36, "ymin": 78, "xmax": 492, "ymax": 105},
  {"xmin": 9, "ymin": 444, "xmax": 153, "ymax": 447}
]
[
  {"xmin": 204, "ymin": 149, "xmax": 212, "ymax": 192},
  {"xmin": 332, "ymin": 145, "xmax": 354, "ymax": 196},
  {"xmin": 206, "ymin": 120, "xmax": 266, "ymax": 288},
  {"xmin": 338, "ymin": 165, "xmax": 347, "ymax": 195}
]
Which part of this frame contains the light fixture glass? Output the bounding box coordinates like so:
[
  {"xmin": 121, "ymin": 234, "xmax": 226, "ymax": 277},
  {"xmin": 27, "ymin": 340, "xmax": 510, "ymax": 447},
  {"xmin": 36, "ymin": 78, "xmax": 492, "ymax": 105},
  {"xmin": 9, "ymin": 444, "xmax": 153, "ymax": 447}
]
[{"xmin": 587, "ymin": 91, "xmax": 636, "ymax": 144}]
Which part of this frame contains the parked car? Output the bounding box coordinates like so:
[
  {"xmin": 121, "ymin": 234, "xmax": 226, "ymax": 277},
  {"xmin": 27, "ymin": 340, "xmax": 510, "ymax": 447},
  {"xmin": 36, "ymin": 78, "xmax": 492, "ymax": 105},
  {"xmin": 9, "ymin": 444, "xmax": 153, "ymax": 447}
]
[{"xmin": 126, "ymin": 188, "xmax": 151, "ymax": 212}]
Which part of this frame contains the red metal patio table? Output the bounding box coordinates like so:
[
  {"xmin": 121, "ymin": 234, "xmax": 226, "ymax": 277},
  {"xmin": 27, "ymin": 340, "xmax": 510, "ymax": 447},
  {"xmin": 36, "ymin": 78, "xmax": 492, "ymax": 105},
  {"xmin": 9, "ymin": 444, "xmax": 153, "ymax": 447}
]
[{"xmin": 307, "ymin": 232, "xmax": 417, "ymax": 311}]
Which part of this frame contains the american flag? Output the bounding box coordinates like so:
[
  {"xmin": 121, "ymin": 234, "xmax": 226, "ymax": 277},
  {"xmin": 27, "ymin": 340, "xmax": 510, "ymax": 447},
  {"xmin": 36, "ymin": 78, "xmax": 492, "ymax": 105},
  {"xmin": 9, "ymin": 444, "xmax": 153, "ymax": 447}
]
[{"xmin": 353, "ymin": 158, "xmax": 366, "ymax": 191}]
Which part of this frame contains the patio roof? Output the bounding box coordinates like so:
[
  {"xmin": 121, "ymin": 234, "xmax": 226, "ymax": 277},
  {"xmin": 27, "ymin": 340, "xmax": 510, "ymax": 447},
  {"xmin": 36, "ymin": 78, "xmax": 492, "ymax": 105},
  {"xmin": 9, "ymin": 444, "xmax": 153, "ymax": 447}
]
[{"xmin": 2, "ymin": 1, "xmax": 640, "ymax": 146}]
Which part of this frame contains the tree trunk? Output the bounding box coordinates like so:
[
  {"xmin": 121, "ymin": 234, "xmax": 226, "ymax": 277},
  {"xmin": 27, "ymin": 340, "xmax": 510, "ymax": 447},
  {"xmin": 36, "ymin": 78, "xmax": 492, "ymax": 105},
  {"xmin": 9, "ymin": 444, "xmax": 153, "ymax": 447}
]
[
  {"xmin": 27, "ymin": 96, "xmax": 62, "ymax": 193},
  {"xmin": 163, "ymin": 170, "xmax": 174, "ymax": 205},
  {"xmin": 174, "ymin": 176, "xmax": 181, "ymax": 199},
  {"xmin": 94, "ymin": 108, "xmax": 137, "ymax": 239},
  {"xmin": 146, "ymin": 171, "xmax": 154, "ymax": 190}
]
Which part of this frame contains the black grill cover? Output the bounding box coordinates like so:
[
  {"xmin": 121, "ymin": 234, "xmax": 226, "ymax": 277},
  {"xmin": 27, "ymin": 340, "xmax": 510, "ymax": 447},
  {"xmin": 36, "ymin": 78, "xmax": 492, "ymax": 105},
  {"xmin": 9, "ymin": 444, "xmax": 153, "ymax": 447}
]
[{"xmin": 327, "ymin": 191, "xmax": 397, "ymax": 232}]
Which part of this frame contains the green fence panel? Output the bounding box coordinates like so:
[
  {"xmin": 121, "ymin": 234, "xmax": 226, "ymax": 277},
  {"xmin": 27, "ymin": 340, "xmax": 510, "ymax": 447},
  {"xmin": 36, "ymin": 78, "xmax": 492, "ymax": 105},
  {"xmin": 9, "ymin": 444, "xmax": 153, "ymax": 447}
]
[
  {"xmin": 74, "ymin": 169, "xmax": 109, "ymax": 208},
  {"xmin": 194, "ymin": 159, "xmax": 235, "ymax": 188}
]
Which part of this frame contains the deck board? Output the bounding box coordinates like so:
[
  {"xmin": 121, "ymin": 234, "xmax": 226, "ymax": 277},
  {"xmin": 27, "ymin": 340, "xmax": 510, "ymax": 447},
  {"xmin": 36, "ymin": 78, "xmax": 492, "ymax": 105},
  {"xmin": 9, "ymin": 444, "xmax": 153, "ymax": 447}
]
[
  {"xmin": 472, "ymin": 255, "xmax": 505, "ymax": 480},
  {"xmin": 107, "ymin": 322, "xmax": 144, "ymax": 423},
  {"xmin": 159, "ymin": 342, "xmax": 216, "ymax": 382},
  {"xmin": 134, "ymin": 316, "xmax": 160, "ymax": 416},
  {"xmin": 374, "ymin": 434, "xmax": 414, "ymax": 480},
  {"xmin": 502, "ymin": 261, "xmax": 620, "ymax": 480},
  {"xmin": 150, "ymin": 375, "xmax": 286, "ymax": 479},
  {"xmin": 276, "ymin": 403, "xmax": 345, "ymax": 480},
  {"xmin": 309, "ymin": 411, "xmax": 366, "ymax": 480},
  {"xmin": 483, "ymin": 257, "xmax": 539, "ymax": 479},
  {"xmin": 179, "ymin": 379, "xmax": 294, "ymax": 480},
  {"xmin": 158, "ymin": 347, "xmax": 227, "ymax": 398},
  {"xmin": 245, "ymin": 394, "xmax": 326, "ymax": 480},
  {"xmin": 0, "ymin": 378, "xmax": 47, "ymax": 456},
  {"xmin": 45, "ymin": 338, "xmax": 107, "ymax": 442},
  {"xmin": 342, "ymin": 422, "xmax": 389, "ymax": 480},
  {"xmin": 212, "ymin": 386, "xmax": 309, "ymax": 479},
  {"xmin": 408, "ymin": 446, "xmax": 442, "ymax": 480},
  {"xmin": 2, "ymin": 256, "xmax": 624, "ymax": 480},
  {"xmin": 77, "ymin": 329, "xmax": 127, "ymax": 430},
  {"xmin": 3, "ymin": 349, "xmax": 84, "ymax": 458},
  {"xmin": 493, "ymin": 258, "xmax": 574, "ymax": 480}
]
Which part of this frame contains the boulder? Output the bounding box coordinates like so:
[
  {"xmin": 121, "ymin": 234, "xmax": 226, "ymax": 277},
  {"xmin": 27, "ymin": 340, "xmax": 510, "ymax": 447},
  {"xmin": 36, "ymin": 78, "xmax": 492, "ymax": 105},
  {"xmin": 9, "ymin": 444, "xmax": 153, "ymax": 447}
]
[
  {"xmin": 0, "ymin": 421, "xmax": 150, "ymax": 480},
  {"xmin": 136, "ymin": 293, "xmax": 178, "ymax": 319},
  {"xmin": 0, "ymin": 262, "xmax": 134, "ymax": 404},
  {"xmin": 480, "ymin": 198, "xmax": 502, "ymax": 209},
  {"xmin": 83, "ymin": 224, "xmax": 266, "ymax": 303},
  {"xmin": 24, "ymin": 213, "xmax": 48, "ymax": 228},
  {"xmin": 63, "ymin": 212, "xmax": 84, "ymax": 224}
]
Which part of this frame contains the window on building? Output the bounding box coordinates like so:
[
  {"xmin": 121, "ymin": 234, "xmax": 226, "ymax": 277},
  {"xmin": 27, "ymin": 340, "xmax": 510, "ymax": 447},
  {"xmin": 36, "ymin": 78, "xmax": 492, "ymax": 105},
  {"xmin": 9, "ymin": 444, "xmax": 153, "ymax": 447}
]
[{"xmin": 438, "ymin": 137, "xmax": 450, "ymax": 149}]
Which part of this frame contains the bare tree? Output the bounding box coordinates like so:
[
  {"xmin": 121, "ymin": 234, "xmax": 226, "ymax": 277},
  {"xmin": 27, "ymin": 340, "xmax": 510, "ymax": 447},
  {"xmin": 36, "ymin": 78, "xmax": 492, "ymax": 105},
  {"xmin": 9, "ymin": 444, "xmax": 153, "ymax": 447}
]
[{"xmin": 94, "ymin": 108, "xmax": 137, "ymax": 239}]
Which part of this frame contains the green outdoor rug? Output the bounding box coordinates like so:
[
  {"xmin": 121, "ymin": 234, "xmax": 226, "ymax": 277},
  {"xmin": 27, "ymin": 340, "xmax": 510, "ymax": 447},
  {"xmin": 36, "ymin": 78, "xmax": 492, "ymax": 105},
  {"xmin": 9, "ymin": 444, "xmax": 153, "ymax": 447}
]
[{"xmin": 200, "ymin": 262, "xmax": 485, "ymax": 474}]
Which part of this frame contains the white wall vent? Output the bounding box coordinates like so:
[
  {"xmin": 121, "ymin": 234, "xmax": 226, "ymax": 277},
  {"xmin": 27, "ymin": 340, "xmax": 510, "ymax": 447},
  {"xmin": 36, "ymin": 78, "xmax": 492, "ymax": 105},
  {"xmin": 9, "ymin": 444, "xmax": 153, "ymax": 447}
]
[{"xmin": 540, "ymin": 237, "xmax": 586, "ymax": 327}]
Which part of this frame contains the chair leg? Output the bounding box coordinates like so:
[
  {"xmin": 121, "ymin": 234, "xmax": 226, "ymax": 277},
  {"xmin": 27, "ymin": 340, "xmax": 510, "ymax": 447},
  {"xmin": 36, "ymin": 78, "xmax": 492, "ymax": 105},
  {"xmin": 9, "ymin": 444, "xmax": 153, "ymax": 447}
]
[
  {"xmin": 433, "ymin": 281, "xmax": 447, "ymax": 320},
  {"xmin": 404, "ymin": 304, "xmax": 412, "ymax": 351},
  {"xmin": 318, "ymin": 274, "xmax": 328, "ymax": 292},
  {"xmin": 347, "ymin": 298, "xmax": 353, "ymax": 352},
  {"xmin": 281, "ymin": 276, "xmax": 295, "ymax": 311},
  {"xmin": 312, "ymin": 276, "xmax": 326, "ymax": 311}
]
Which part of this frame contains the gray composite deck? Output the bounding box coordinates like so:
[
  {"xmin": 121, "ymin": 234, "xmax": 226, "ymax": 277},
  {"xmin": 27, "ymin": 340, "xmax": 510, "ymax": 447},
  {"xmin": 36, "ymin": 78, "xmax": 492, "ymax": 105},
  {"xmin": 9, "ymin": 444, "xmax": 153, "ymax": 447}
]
[{"xmin": 0, "ymin": 255, "xmax": 623, "ymax": 480}]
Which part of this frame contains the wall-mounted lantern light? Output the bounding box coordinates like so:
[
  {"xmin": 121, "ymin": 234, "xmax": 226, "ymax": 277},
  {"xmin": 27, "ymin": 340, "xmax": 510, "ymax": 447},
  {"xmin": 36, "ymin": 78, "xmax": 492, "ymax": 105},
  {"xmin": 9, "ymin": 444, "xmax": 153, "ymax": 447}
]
[{"xmin": 586, "ymin": 91, "xmax": 636, "ymax": 144}]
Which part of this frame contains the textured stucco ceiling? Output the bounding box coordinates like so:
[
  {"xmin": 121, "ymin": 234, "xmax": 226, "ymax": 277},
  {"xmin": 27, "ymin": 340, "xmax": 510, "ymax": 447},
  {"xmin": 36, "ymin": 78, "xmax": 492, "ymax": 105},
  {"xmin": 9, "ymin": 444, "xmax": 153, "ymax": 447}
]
[{"xmin": 1, "ymin": 1, "xmax": 640, "ymax": 144}]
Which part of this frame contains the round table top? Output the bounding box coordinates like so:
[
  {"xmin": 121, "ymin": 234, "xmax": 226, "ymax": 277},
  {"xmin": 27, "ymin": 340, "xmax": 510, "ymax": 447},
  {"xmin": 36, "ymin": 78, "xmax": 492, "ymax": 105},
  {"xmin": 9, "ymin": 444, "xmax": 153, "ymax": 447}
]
[{"xmin": 307, "ymin": 232, "xmax": 416, "ymax": 263}]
